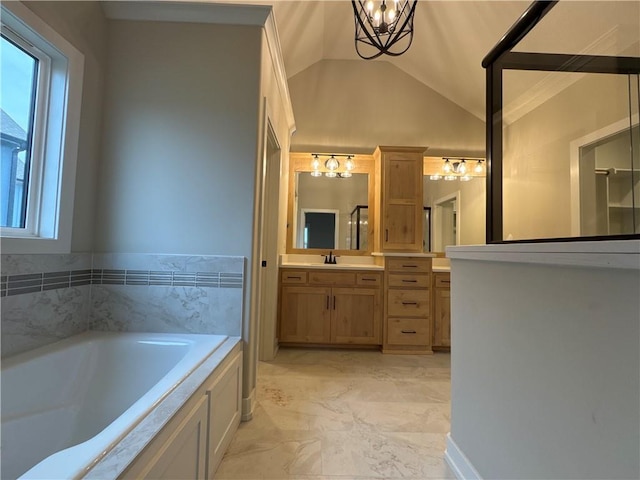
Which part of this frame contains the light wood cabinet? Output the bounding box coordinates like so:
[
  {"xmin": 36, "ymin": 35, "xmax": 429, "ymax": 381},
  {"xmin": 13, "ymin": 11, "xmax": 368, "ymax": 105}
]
[
  {"xmin": 374, "ymin": 146, "xmax": 426, "ymax": 252},
  {"xmin": 383, "ymin": 256, "xmax": 432, "ymax": 354},
  {"xmin": 433, "ymin": 272, "xmax": 451, "ymax": 349},
  {"xmin": 278, "ymin": 269, "xmax": 383, "ymax": 346}
]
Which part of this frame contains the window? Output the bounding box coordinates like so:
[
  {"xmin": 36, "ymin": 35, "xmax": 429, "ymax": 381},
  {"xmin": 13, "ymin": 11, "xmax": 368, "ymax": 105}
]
[{"xmin": 0, "ymin": 3, "xmax": 84, "ymax": 254}]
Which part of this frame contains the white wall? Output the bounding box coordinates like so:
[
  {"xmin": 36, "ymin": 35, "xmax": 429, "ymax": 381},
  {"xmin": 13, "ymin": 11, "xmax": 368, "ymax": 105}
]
[
  {"xmin": 23, "ymin": 1, "xmax": 108, "ymax": 253},
  {"xmin": 287, "ymin": 59, "xmax": 485, "ymax": 156},
  {"xmin": 447, "ymin": 244, "xmax": 640, "ymax": 479},
  {"xmin": 95, "ymin": 20, "xmax": 262, "ymax": 256}
]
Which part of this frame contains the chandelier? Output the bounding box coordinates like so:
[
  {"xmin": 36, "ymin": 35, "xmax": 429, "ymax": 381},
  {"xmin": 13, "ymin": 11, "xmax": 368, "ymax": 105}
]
[
  {"xmin": 310, "ymin": 154, "xmax": 356, "ymax": 178},
  {"xmin": 351, "ymin": 0, "xmax": 418, "ymax": 60},
  {"xmin": 429, "ymin": 158, "xmax": 485, "ymax": 182}
]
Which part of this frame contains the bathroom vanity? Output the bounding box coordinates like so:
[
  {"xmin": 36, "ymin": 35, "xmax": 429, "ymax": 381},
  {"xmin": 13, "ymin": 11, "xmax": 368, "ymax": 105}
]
[
  {"xmin": 278, "ymin": 255, "xmax": 451, "ymax": 354},
  {"xmin": 279, "ymin": 145, "xmax": 454, "ymax": 354}
]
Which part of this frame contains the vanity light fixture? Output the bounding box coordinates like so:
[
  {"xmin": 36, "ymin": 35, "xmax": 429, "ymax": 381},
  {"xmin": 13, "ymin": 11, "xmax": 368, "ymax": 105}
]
[
  {"xmin": 310, "ymin": 154, "xmax": 356, "ymax": 178},
  {"xmin": 429, "ymin": 158, "xmax": 485, "ymax": 181},
  {"xmin": 352, "ymin": 0, "xmax": 418, "ymax": 60}
]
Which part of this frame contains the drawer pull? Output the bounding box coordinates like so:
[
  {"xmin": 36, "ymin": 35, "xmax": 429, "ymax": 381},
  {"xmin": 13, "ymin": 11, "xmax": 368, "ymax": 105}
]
[
  {"xmin": 402, "ymin": 265, "xmax": 418, "ymax": 268},
  {"xmin": 326, "ymin": 295, "xmax": 330, "ymax": 310},
  {"xmin": 361, "ymin": 278, "xmax": 377, "ymax": 281},
  {"xmin": 333, "ymin": 296, "xmax": 336, "ymax": 310},
  {"xmin": 385, "ymin": 229, "xmax": 389, "ymax": 241},
  {"xmin": 441, "ymin": 280, "xmax": 451, "ymax": 284},
  {"xmin": 287, "ymin": 276, "xmax": 302, "ymax": 280},
  {"xmin": 402, "ymin": 301, "xmax": 418, "ymax": 305},
  {"xmin": 401, "ymin": 279, "xmax": 417, "ymax": 283},
  {"xmin": 401, "ymin": 329, "xmax": 417, "ymax": 334}
]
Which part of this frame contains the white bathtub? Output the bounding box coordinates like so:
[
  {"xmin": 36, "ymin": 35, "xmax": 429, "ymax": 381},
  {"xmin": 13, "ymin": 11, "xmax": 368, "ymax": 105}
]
[{"xmin": 1, "ymin": 331, "xmax": 230, "ymax": 480}]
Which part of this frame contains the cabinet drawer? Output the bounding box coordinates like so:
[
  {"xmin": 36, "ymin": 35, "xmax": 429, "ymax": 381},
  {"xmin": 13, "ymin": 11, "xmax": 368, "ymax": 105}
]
[
  {"xmin": 386, "ymin": 257, "xmax": 431, "ymax": 273},
  {"xmin": 387, "ymin": 273, "xmax": 429, "ymax": 288},
  {"xmin": 434, "ymin": 273, "xmax": 451, "ymax": 288},
  {"xmin": 356, "ymin": 272, "xmax": 382, "ymax": 286},
  {"xmin": 281, "ymin": 271, "xmax": 308, "ymax": 284},
  {"xmin": 386, "ymin": 318, "xmax": 430, "ymax": 346},
  {"xmin": 308, "ymin": 271, "xmax": 356, "ymax": 286},
  {"xmin": 387, "ymin": 289, "xmax": 430, "ymax": 317}
]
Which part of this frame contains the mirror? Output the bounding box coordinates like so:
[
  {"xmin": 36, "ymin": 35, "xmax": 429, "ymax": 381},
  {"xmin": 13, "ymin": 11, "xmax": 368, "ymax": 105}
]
[
  {"xmin": 287, "ymin": 153, "xmax": 375, "ymax": 255},
  {"xmin": 423, "ymin": 156, "xmax": 487, "ymax": 253}
]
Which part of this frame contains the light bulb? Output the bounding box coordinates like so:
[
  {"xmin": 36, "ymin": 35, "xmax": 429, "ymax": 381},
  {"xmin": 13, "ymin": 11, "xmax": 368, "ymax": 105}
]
[
  {"xmin": 345, "ymin": 156, "xmax": 355, "ymax": 171},
  {"xmin": 311, "ymin": 157, "xmax": 320, "ymax": 170},
  {"xmin": 374, "ymin": 10, "xmax": 381, "ymax": 26},
  {"xmin": 325, "ymin": 156, "xmax": 339, "ymax": 171},
  {"xmin": 443, "ymin": 159, "xmax": 452, "ymax": 173},
  {"xmin": 367, "ymin": 0, "xmax": 374, "ymax": 13},
  {"xmin": 458, "ymin": 160, "xmax": 467, "ymax": 175},
  {"xmin": 388, "ymin": 9, "xmax": 396, "ymax": 22},
  {"xmin": 474, "ymin": 160, "xmax": 484, "ymax": 174}
]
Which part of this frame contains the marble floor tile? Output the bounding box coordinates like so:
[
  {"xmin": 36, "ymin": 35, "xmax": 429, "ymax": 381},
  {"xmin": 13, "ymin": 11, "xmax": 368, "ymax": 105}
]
[{"xmin": 216, "ymin": 348, "xmax": 455, "ymax": 480}]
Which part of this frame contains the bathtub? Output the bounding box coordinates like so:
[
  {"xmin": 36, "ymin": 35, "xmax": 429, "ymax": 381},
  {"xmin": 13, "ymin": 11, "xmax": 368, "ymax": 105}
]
[{"xmin": 1, "ymin": 331, "xmax": 235, "ymax": 479}]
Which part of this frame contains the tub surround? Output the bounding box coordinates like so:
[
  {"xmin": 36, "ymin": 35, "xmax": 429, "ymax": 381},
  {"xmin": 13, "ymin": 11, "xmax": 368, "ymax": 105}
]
[
  {"xmin": 1, "ymin": 253, "xmax": 245, "ymax": 358},
  {"xmin": 1, "ymin": 253, "xmax": 93, "ymax": 358}
]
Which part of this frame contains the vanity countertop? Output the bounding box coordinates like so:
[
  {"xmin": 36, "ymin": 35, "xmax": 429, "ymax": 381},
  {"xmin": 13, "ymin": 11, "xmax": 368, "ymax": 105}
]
[{"xmin": 279, "ymin": 262, "xmax": 384, "ymax": 271}]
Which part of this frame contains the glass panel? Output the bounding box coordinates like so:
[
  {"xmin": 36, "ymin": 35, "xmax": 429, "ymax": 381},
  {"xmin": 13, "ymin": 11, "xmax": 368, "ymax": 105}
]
[
  {"xmin": 0, "ymin": 34, "xmax": 37, "ymax": 228},
  {"xmin": 295, "ymin": 172, "xmax": 369, "ymax": 250},
  {"xmin": 513, "ymin": 1, "xmax": 640, "ymax": 58},
  {"xmin": 502, "ymin": 70, "xmax": 639, "ymax": 240}
]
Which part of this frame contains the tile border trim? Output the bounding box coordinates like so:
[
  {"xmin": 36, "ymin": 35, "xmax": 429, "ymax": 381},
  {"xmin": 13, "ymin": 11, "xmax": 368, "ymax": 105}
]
[{"xmin": 3, "ymin": 269, "xmax": 243, "ymax": 297}]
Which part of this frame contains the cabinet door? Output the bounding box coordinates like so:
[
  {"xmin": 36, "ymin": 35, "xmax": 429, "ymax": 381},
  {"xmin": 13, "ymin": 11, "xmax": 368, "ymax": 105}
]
[
  {"xmin": 433, "ymin": 288, "xmax": 451, "ymax": 347},
  {"xmin": 331, "ymin": 288, "xmax": 382, "ymax": 345},
  {"xmin": 382, "ymin": 153, "xmax": 423, "ymax": 251},
  {"xmin": 135, "ymin": 395, "xmax": 208, "ymax": 479},
  {"xmin": 279, "ymin": 286, "xmax": 331, "ymax": 343}
]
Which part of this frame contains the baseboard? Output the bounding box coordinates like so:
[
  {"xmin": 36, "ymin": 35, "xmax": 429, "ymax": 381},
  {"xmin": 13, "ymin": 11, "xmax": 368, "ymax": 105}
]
[
  {"xmin": 241, "ymin": 388, "xmax": 256, "ymax": 422},
  {"xmin": 445, "ymin": 433, "xmax": 482, "ymax": 480}
]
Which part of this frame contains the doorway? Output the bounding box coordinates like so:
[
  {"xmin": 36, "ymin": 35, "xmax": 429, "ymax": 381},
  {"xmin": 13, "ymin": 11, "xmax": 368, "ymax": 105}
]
[{"xmin": 433, "ymin": 192, "xmax": 460, "ymax": 252}]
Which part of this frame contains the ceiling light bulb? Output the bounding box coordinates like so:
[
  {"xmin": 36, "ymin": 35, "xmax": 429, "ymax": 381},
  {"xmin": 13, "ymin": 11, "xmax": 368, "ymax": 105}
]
[
  {"xmin": 474, "ymin": 160, "xmax": 484, "ymax": 174},
  {"xmin": 325, "ymin": 156, "xmax": 339, "ymax": 171},
  {"xmin": 367, "ymin": 0, "xmax": 374, "ymax": 13},
  {"xmin": 373, "ymin": 10, "xmax": 381, "ymax": 26},
  {"xmin": 458, "ymin": 160, "xmax": 467, "ymax": 174},
  {"xmin": 388, "ymin": 9, "xmax": 396, "ymax": 21},
  {"xmin": 443, "ymin": 159, "xmax": 452, "ymax": 173},
  {"xmin": 345, "ymin": 156, "xmax": 355, "ymax": 171}
]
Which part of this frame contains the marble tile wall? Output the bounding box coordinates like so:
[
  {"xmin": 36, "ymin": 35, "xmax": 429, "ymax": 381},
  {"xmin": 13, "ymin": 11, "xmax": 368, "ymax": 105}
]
[
  {"xmin": 1, "ymin": 253, "xmax": 245, "ymax": 358},
  {"xmin": 1, "ymin": 253, "xmax": 93, "ymax": 358},
  {"xmin": 89, "ymin": 254, "xmax": 244, "ymax": 336}
]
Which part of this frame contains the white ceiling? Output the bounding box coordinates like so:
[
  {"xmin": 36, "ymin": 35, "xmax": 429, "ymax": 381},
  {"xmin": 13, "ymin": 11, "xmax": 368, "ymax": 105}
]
[{"xmin": 224, "ymin": 0, "xmax": 640, "ymax": 120}]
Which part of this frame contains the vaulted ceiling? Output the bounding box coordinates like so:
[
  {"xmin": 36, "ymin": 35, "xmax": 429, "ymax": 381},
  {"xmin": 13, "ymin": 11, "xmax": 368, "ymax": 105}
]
[{"xmin": 225, "ymin": 1, "xmax": 640, "ymax": 120}]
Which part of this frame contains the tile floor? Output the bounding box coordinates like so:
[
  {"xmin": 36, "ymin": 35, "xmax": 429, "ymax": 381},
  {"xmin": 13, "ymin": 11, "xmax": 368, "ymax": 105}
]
[{"xmin": 215, "ymin": 347, "xmax": 455, "ymax": 480}]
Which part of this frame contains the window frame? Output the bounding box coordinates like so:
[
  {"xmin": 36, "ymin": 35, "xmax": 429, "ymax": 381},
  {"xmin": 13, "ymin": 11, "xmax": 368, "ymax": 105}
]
[{"xmin": 0, "ymin": 1, "xmax": 84, "ymax": 254}]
